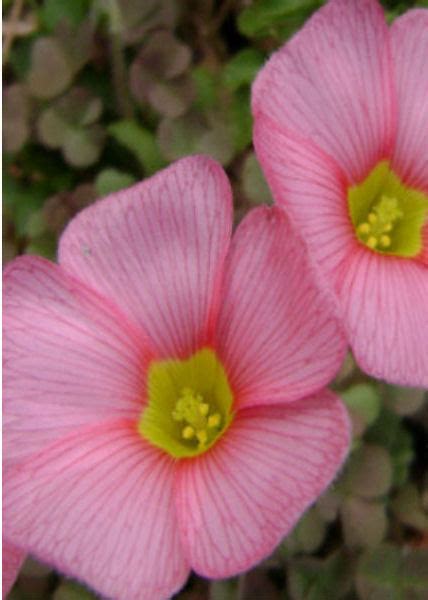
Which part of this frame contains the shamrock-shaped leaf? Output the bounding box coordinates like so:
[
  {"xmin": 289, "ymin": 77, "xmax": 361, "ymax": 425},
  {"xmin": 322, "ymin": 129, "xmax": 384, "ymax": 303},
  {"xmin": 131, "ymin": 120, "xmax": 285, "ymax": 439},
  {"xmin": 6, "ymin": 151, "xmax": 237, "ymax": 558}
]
[
  {"xmin": 340, "ymin": 444, "xmax": 393, "ymax": 499},
  {"xmin": 340, "ymin": 497, "xmax": 387, "ymax": 549},
  {"xmin": 3, "ymin": 84, "xmax": 32, "ymax": 153},
  {"xmin": 28, "ymin": 37, "xmax": 73, "ymax": 99},
  {"xmin": 95, "ymin": 168, "xmax": 136, "ymax": 195}
]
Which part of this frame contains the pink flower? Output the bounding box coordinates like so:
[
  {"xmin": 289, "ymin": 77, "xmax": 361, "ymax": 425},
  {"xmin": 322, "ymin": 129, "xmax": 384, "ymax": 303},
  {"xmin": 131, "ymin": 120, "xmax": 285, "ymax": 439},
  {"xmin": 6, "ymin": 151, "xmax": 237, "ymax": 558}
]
[
  {"xmin": 252, "ymin": 0, "xmax": 428, "ymax": 387},
  {"xmin": 2, "ymin": 539, "xmax": 26, "ymax": 598},
  {"xmin": 3, "ymin": 157, "xmax": 350, "ymax": 600}
]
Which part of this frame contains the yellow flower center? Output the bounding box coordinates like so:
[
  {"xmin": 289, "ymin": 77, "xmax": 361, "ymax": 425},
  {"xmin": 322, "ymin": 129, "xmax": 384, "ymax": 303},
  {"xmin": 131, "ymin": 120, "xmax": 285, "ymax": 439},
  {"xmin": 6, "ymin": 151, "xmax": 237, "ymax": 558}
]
[
  {"xmin": 172, "ymin": 387, "xmax": 222, "ymax": 449},
  {"xmin": 138, "ymin": 348, "xmax": 234, "ymax": 458},
  {"xmin": 348, "ymin": 161, "xmax": 427, "ymax": 257},
  {"xmin": 356, "ymin": 195, "xmax": 403, "ymax": 250}
]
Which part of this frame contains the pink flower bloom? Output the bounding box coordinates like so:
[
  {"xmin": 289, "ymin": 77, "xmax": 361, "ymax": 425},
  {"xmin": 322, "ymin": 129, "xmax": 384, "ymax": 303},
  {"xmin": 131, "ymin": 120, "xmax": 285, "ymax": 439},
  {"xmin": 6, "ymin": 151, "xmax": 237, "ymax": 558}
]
[
  {"xmin": 2, "ymin": 539, "xmax": 25, "ymax": 598},
  {"xmin": 252, "ymin": 0, "xmax": 428, "ymax": 387},
  {"xmin": 3, "ymin": 157, "xmax": 350, "ymax": 600}
]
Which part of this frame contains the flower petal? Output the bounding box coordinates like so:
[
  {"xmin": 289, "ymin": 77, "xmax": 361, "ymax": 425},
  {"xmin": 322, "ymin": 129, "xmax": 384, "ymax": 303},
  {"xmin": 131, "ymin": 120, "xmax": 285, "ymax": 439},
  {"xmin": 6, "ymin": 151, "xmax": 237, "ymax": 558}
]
[
  {"xmin": 254, "ymin": 117, "xmax": 428, "ymax": 388},
  {"xmin": 390, "ymin": 10, "xmax": 428, "ymax": 193},
  {"xmin": 2, "ymin": 539, "xmax": 26, "ymax": 598},
  {"xmin": 338, "ymin": 248, "xmax": 428, "ymax": 387},
  {"xmin": 3, "ymin": 256, "xmax": 152, "ymax": 464},
  {"xmin": 252, "ymin": 0, "xmax": 395, "ymax": 182},
  {"xmin": 175, "ymin": 391, "xmax": 350, "ymax": 578},
  {"xmin": 3, "ymin": 421, "xmax": 189, "ymax": 600},
  {"xmin": 215, "ymin": 206, "xmax": 347, "ymax": 408},
  {"xmin": 254, "ymin": 116, "xmax": 356, "ymax": 289},
  {"xmin": 59, "ymin": 156, "xmax": 232, "ymax": 358}
]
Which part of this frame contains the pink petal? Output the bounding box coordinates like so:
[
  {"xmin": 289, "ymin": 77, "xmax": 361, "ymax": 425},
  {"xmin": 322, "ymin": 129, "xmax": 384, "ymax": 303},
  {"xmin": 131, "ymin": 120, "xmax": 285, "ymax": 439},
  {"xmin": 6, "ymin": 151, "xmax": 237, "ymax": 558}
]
[
  {"xmin": 215, "ymin": 206, "xmax": 347, "ymax": 408},
  {"xmin": 175, "ymin": 391, "xmax": 350, "ymax": 578},
  {"xmin": 390, "ymin": 10, "xmax": 428, "ymax": 193},
  {"xmin": 3, "ymin": 256, "xmax": 152, "ymax": 464},
  {"xmin": 338, "ymin": 248, "xmax": 428, "ymax": 387},
  {"xmin": 254, "ymin": 116, "xmax": 356, "ymax": 299},
  {"xmin": 252, "ymin": 0, "xmax": 395, "ymax": 182},
  {"xmin": 254, "ymin": 117, "xmax": 428, "ymax": 388},
  {"xmin": 2, "ymin": 539, "xmax": 25, "ymax": 598},
  {"xmin": 59, "ymin": 156, "xmax": 233, "ymax": 358},
  {"xmin": 3, "ymin": 421, "xmax": 189, "ymax": 600}
]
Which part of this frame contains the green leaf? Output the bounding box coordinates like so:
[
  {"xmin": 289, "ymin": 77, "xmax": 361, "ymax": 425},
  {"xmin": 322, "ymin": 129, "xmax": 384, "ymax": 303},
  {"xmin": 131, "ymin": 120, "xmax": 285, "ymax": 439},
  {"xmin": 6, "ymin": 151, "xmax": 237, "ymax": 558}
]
[
  {"xmin": 25, "ymin": 233, "xmax": 57, "ymax": 260},
  {"xmin": 209, "ymin": 579, "xmax": 238, "ymax": 600},
  {"xmin": 287, "ymin": 551, "xmax": 353, "ymax": 600},
  {"xmin": 40, "ymin": 0, "xmax": 90, "ymax": 31},
  {"xmin": 340, "ymin": 443, "xmax": 392, "ymax": 499},
  {"xmin": 366, "ymin": 408, "xmax": 413, "ymax": 487},
  {"xmin": 109, "ymin": 120, "xmax": 166, "ymax": 175},
  {"xmin": 139, "ymin": 30, "xmax": 191, "ymax": 79},
  {"xmin": 158, "ymin": 108, "xmax": 235, "ymax": 167},
  {"xmin": 391, "ymin": 484, "xmax": 428, "ymax": 532},
  {"xmin": 356, "ymin": 545, "xmax": 428, "ymax": 600},
  {"xmin": 237, "ymin": 0, "xmax": 322, "ymax": 39},
  {"xmin": 341, "ymin": 383, "xmax": 381, "ymax": 430},
  {"xmin": 315, "ymin": 489, "xmax": 341, "ymax": 523},
  {"xmin": 56, "ymin": 19, "xmax": 94, "ymax": 75},
  {"xmin": 8, "ymin": 36, "xmax": 33, "ymax": 79},
  {"xmin": 340, "ymin": 497, "xmax": 387, "ymax": 549},
  {"xmin": 95, "ymin": 168, "xmax": 137, "ymax": 196},
  {"xmin": 26, "ymin": 211, "xmax": 49, "ymax": 238},
  {"xmin": 3, "ymin": 174, "xmax": 48, "ymax": 236},
  {"xmin": 157, "ymin": 113, "xmax": 204, "ymax": 161},
  {"xmin": 63, "ymin": 126, "xmax": 105, "ymax": 168},
  {"xmin": 241, "ymin": 152, "xmax": 273, "ymax": 205},
  {"xmin": 20, "ymin": 557, "xmax": 52, "ymax": 578},
  {"xmin": 3, "ymin": 85, "xmax": 31, "ymax": 153},
  {"xmin": 195, "ymin": 123, "xmax": 235, "ymax": 167},
  {"xmin": 384, "ymin": 385, "xmax": 426, "ymax": 416},
  {"xmin": 53, "ymin": 580, "xmax": 97, "ymax": 600},
  {"xmin": 192, "ymin": 66, "xmax": 218, "ymax": 109},
  {"xmin": 223, "ymin": 48, "xmax": 265, "ymax": 90},
  {"xmin": 228, "ymin": 88, "xmax": 253, "ymax": 154},
  {"xmin": 27, "ymin": 37, "xmax": 73, "ymax": 99},
  {"xmin": 37, "ymin": 107, "xmax": 70, "ymax": 149},
  {"xmin": 293, "ymin": 507, "xmax": 327, "ymax": 553},
  {"xmin": 147, "ymin": 78, "xmax": 195, "ymax": 118}
]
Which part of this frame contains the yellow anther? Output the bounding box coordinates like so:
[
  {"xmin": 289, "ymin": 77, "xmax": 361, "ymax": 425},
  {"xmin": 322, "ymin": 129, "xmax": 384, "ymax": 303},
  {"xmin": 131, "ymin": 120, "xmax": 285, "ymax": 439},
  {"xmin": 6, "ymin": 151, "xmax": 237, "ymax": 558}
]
[
  {"xmin": 356, "ymin": 195, "xmax": 404, "ymax": 253},
  {"xmin": 357, "ymin": 223, "xmax": 370, "ymax": 235},
  {"xmin": 171, "ymin": 386, "xmax": 224, "ymax": 448},
  {"xmin": 380, "ymin": 235, "xmax": 391, "ymax": 248},
  {"xmin": 207, "ymin": 413, "xmax": 221, "ymax": 428},
  {"xmin": 348, "ymin": 161, "xmax": 428, "ymax": 260},
  {"xmin": 377, "ymin": 195, "xmax": 403, "ymax": 221},
  {"xmin": 199, "ymin": 403, "xmax": 209, "ymax": 416},
  {"xmin": 182, "ymin": 426, "xmax": 195, "ymax": 440},
  {"xmin": 196, "ymin": 430, "xmax": 208, "ymax": 446}
]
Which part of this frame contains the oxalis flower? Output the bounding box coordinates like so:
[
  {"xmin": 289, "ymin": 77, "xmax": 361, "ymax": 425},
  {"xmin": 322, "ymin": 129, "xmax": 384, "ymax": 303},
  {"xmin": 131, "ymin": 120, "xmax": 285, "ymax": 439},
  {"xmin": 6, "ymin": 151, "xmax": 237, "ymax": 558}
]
[
  {"xmin": 252, "ymin": 0, "xmax": 428, "ymax": 387},
  {"xmin": 3, "ymin": 157, "xmax": 350, "ymax": 600}
]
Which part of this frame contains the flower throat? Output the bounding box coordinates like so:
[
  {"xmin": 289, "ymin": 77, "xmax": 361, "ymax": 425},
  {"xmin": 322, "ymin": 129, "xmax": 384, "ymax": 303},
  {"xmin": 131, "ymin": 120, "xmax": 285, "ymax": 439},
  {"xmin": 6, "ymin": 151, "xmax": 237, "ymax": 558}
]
[
  {"xmin": 138, "ymin": 348, "xmax": 234, "ymax": 459},
  {"xmin": 348, "ymin": 161, "xmax": 427, "ymax": 257}
]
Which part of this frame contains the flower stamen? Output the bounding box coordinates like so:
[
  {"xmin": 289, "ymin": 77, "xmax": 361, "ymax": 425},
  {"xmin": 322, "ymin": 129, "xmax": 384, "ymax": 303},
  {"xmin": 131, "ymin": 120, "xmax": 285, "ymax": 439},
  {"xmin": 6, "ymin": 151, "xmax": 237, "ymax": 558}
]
[
  {"xmin": 356, "ymin": 195, "xmax": 403, "ymax": 252},
  {"xmin": 172, "ymin": 387, "xmax": 222, "ymax": 449}
]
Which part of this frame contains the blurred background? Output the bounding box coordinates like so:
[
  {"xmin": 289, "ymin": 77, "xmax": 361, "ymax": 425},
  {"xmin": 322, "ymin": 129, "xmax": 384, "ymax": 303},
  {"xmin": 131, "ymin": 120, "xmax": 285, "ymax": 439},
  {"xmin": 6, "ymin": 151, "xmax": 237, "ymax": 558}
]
[{"xmin": 3, "ymin": 0, "xmax": 428, "ymax": 598}]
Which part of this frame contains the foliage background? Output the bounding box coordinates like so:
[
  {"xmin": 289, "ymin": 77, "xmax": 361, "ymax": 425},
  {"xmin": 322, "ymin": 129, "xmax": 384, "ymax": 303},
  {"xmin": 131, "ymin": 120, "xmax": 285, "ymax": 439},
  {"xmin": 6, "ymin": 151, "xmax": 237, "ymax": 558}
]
[{"xmin": 3, "ymin": 0, "xmax": 428, "ymax": 598}]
